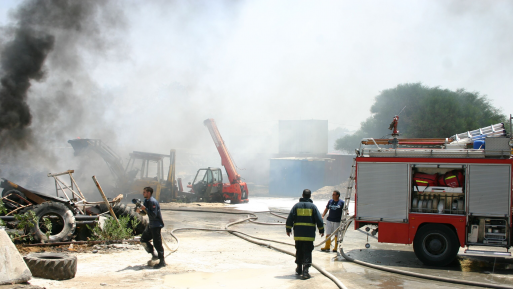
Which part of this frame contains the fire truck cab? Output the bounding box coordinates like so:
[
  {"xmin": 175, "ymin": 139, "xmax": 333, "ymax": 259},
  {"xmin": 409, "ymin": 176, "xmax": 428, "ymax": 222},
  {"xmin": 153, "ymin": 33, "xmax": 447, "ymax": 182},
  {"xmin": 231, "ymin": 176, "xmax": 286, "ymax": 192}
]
[{"xmin": 353, "ymin": 124, "xmax": 512, "ymax": 266}]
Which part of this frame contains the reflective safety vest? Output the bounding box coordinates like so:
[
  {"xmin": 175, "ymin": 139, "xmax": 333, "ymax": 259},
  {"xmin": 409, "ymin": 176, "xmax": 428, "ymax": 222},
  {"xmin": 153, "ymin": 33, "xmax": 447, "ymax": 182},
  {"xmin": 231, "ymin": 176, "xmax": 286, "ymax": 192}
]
[{"xmin": 286, "ymin": 198, "xmax": 324, "ymax": 241}]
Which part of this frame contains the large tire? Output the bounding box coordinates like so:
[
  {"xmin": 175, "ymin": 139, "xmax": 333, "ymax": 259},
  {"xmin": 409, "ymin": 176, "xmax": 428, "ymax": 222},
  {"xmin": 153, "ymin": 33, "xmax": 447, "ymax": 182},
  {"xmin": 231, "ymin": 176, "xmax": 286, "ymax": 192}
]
[
  {"xmin": 24, "ymin": 202, "xmax": 76, "ymax": 243},
  {"xmin": 413, "ymin": 224, "xmax": 460, "ymax": 266},
  {"xmin": 98, "ymin": 203, "xmax": 147, "ymax": 235},
  {"xmin": 24, "ymin": 253, "xmax": 77, "ymax": 280}
]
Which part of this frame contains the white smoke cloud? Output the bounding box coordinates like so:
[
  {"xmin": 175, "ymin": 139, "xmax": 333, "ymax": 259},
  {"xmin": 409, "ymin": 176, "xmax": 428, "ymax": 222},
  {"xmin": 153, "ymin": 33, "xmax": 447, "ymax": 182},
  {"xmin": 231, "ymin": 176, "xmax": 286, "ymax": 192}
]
[{"xmin": 0, "ymin": 0, "xmax": 511, "ymax": 193}]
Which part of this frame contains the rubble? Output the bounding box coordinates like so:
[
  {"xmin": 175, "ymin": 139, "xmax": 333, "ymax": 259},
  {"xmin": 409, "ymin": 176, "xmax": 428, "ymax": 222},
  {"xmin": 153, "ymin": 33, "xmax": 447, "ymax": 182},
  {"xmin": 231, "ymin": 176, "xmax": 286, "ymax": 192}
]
[{"xmin": 311, "ymin": 181, "xmax": 348, "ymax": 201}]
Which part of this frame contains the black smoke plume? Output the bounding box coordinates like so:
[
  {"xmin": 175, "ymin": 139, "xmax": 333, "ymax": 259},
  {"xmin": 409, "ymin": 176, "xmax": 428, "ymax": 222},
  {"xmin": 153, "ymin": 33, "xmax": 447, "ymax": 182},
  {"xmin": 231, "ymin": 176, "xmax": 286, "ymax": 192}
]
[
  {"xmin": 0, "ymin": 28, "xmax": 54, "ymax": 150},
  {"xmin": 0, "ymin": 0, "xmax": 125, "ymax": 194}
]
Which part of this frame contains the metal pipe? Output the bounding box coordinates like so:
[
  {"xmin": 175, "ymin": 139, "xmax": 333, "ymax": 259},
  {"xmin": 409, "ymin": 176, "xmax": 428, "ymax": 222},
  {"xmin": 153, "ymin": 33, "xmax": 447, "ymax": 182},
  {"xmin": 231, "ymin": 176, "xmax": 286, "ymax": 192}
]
[
  {"xmin": 47, "ymin": 170, "xmax": 75, "ymax": 177},
  {"xmin": 75, "ymin": 215, "xmax": 100, "ymax": 221},
  {"xmin": 22, "ymin": 239, "xmax": 141, "ymax": 247}
]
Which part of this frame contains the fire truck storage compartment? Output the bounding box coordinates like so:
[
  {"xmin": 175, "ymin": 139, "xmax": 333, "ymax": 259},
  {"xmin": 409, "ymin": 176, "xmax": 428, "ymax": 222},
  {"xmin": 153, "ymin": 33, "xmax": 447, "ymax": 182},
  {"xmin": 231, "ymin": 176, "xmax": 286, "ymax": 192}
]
[
  {"xmin": 410, "ymin": 164, "xmax": 466, "ymax": 215},
  {"xmin": 468, "ymin": 216, "xmax": 509, "ymax": 246},
  {"xmin": 468, "ymin": 164, "xmax": 511, "ymax": 217},
  {"xmin": 356, "ymin": 163, "xmax": 409, "ymax": 222}
]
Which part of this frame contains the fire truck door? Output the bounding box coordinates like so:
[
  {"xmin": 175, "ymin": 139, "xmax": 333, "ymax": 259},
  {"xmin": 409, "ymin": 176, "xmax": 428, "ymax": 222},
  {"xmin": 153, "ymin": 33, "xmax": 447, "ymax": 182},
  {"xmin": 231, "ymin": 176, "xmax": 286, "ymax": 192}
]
[
  {"xmin": 468, "ymin": 164, "xmax": 511, "ymax": 217},
  {"xmin": 357, "ymin": 162, "xmax": 409, "ymax": 222}
]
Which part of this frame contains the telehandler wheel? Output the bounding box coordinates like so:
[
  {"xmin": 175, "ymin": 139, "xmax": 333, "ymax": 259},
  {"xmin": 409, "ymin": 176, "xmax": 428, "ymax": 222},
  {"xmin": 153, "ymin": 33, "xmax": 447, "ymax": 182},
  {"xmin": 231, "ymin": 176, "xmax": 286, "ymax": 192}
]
[
  {"xmin": 24, "ymin": 253, "xmax": 77, "ymax": 280},
  {"xmin": 413, "ymin": 224, "xmax": 460, "ymax": 266},
  {"xmin": 23, "ymin": 202, "xmax": 76, "ymax": 243}
]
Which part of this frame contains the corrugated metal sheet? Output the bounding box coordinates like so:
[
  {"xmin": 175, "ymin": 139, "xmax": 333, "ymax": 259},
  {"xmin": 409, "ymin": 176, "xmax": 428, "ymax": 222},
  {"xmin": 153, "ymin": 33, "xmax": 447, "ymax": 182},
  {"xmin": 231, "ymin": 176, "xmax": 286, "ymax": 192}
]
[
  {"xmin": 269, "ymin": 158, "xmax": 326, "ymax": 196},
  {"xmin": 468, "ymin": 164, "xmax": 511, "ymax": 216}
]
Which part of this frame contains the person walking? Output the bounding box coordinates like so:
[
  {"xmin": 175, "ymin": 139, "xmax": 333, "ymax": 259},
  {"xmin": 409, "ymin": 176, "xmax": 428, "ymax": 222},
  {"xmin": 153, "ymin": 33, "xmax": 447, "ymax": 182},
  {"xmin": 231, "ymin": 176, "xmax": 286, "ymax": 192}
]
[
  {"xmin": 286, "ymin": 189, "xmax": 324, "ymax": 279},
  {"xmin": 320, "ymin": 190, "xmax": 344, "ymax": 253},
  {"xmin": 136, "ymin": 186, "xmax": 166, "ymax": 269}
]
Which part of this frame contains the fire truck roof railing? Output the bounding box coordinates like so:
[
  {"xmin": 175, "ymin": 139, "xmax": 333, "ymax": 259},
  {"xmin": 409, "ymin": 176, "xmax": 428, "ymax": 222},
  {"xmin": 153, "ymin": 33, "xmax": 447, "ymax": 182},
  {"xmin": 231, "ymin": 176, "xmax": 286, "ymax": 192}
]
[
  {"xmin": 357, "ymin": 137, "xmax": 512, "ymax": 159},
  {"xmin": 356, "ymin": 123, "xmax": 512, "ymax": 159}
]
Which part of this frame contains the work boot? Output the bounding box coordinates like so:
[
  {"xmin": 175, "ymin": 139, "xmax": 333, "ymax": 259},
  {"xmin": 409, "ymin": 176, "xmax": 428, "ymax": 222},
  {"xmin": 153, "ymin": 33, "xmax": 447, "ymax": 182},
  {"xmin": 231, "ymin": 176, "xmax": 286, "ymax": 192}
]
[
  {"xmin": 141, "ymin": 242, "xmax": 159, "ymax": 261},
  {"xmin": 295, "ymin": 264, "xmax": 302, "ymax": 275},
  {"xmin": 320, "ymin": 237, "xmax": 331, "ymax": 252},
  {"xmin": 302, "ymin": 264, "xmax": 311, "ymax": 279},
  {"xmin": 332, "ymin": 236, "xmax": 338, "ymax": 252},
  {"xmin": 153, "ymin": 252, "xmax": 166, "ymax": 269}
]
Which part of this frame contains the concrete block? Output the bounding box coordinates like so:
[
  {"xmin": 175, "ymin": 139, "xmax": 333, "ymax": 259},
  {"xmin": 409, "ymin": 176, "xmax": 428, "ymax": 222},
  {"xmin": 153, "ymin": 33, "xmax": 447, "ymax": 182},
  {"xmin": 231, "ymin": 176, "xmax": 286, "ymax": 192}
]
[{"xmin": 0, "ymin": 228, "xmax": 32, "ymax": 284}]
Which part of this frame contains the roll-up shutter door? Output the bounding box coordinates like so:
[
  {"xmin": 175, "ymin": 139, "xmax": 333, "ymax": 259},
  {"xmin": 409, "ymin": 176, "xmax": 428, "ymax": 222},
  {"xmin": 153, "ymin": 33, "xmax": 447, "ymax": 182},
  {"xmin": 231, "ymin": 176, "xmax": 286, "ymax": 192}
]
[
  {"xmin": 469, "ymin": 165, "xmax": 511, "ymax": 216},
  {"xmin": 357, "ymin": 163, "xmax": 409, "ymax": 222}
]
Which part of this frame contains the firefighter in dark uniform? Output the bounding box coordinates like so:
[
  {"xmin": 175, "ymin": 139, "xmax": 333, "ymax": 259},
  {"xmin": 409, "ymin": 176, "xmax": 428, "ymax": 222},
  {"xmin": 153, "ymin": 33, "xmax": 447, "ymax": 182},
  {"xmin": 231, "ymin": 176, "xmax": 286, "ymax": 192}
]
[
  {"xmin": 286, "ymin": 189, "xmax": 324, "ymax": 279},
  {"xmin": 136, "ymin": 187, "xmax": 166, "ymax": 269}
]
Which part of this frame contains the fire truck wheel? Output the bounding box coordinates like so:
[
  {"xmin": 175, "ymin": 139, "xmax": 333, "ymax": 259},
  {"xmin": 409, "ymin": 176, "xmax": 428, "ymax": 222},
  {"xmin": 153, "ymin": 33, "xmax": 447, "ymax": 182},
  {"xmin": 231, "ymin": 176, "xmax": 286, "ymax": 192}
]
[
  {"xmin": 23, "ymin": 202, "xmax": 76, "ymax": 243},
  {"xmin": 413, "ymin": 224, "xmax": 459, "ymax": 266},
  {"xmin": 24, "ymin": 253, "xmax": 77, "ymax": 280}
]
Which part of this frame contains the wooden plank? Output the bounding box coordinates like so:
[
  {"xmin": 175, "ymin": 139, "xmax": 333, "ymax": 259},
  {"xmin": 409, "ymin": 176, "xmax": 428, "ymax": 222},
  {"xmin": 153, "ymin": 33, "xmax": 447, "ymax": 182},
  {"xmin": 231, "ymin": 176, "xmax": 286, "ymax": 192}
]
[
  {"xmin": 92, "ymin": 176, "xmax": 119, "ymax": 225},
  {"xmin": 4, "ymin": 180, "xmax": 47, "ymax": 204}
]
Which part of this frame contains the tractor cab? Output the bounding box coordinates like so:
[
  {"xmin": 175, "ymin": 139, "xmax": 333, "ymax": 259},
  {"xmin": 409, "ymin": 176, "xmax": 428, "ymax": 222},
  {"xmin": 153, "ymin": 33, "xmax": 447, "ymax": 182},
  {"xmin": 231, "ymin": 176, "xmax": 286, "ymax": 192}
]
[{"xmin": 190, "ymin": 167, "xmax": 223, "ymax": 202}]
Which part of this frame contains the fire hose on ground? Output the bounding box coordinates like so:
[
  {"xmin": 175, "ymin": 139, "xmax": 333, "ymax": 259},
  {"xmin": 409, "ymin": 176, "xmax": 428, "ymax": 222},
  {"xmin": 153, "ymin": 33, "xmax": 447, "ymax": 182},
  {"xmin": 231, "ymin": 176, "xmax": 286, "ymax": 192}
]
[
  {"xmin": 163, "ymin": 208, "xmax": 348, "ymax": 289},
  {"xmin": 161, "ymin": 208, "xmax": 511, "ymax": 289}
]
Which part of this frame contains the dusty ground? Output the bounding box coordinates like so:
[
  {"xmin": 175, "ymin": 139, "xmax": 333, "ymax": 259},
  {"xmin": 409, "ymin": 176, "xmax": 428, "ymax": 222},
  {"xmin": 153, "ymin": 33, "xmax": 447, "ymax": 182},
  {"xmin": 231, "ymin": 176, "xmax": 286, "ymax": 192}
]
[{"xmin": 2, "ymin": 198, "xmax": 512, "ymax": 289}]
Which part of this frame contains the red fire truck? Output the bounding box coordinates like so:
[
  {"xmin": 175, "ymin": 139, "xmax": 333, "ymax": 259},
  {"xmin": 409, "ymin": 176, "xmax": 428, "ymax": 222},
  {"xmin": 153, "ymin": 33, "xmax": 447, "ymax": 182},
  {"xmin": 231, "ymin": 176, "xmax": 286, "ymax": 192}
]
[{"xmin": 352, "ymin": 121, "xmax": 512, "ymax": 266}]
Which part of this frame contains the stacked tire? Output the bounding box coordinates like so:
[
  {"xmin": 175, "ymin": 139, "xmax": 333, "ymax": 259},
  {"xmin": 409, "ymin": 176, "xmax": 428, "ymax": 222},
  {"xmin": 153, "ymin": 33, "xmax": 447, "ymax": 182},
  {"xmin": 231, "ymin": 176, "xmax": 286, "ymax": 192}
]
[
  {"xmin": 24, "ymin": 253, "xmax": 77, "ymax": 280},
  {"xmin": 22, "ymin": 202, "xmax": 76, "ymax": 243},
  {"xmin": 97, "ymin": 203, "xmax": 147, "ymax": 235}
]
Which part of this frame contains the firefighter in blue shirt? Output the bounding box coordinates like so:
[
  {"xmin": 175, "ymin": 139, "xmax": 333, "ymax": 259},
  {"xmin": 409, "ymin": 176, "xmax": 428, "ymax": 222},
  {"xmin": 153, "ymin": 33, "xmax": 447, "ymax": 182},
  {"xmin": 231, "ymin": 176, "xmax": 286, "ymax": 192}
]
[
  {"xmin": 286, "ymin": 189, "xmax": 324, "ymax": 279},
  {"xmin": 136, "ymin": 187, "xmax": 166, "ymax": 268},
  {"xmin": 321, "ymin": 190, "xmax": 344, "ymax": 252}
]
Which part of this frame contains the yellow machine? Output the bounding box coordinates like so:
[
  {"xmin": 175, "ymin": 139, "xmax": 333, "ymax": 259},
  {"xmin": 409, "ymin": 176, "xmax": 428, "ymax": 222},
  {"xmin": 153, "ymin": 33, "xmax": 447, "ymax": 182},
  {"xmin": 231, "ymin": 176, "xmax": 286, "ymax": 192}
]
[
  {"xmin": 125, "ymin": 150, "xmax": 178, "ymax": 202},
  {"xmin": 68, "ymin": 139, "xmax": 178, "ymax": 202}
]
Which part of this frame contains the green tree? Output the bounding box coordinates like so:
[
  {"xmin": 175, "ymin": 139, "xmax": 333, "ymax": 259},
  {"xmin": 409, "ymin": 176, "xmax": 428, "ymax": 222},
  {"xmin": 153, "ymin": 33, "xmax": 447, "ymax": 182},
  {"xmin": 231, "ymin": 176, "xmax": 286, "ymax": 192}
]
[{"xmin": 335, "ymin": 83, "xmax": 508, "ymax": 153}]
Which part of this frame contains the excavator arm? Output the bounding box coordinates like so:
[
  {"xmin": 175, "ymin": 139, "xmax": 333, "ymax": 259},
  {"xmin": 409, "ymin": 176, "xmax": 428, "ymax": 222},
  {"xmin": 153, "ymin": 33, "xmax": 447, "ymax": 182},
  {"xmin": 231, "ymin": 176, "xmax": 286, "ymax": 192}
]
[{"xmin": 68, "ymin": 139, "xmax": 129, "ymax": 191}]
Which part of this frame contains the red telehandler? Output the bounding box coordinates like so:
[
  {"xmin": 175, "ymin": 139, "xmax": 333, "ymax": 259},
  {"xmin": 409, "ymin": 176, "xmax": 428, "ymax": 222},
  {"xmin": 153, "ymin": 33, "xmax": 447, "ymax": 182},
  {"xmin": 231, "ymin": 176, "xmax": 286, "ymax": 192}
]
[{"xmin": 188, "ymin": 119, "xmax": 249, "ymax": 203}]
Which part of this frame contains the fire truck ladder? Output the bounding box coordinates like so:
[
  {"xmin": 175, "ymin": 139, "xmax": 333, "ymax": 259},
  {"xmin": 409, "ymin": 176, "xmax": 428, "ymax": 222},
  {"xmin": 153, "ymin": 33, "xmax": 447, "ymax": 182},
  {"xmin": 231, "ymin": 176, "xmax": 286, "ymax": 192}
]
[
  {"xmin": 450, "ymin": 123, "xmax": 505, "ymax": 143},
  {"xmin": 332, "ymin": 158, "xmax": 357, "ymax": 250},
  {"xmin": 342, "ymin": 157, "xmax": 356, "ymax": 216}
]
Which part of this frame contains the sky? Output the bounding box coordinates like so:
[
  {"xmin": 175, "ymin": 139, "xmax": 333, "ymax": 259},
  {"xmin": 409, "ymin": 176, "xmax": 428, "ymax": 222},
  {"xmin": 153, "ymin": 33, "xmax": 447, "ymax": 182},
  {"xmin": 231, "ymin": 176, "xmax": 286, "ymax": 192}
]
[{"xmin": 0, "ymin": 0, "xmax": 511, "ymax": 190}]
